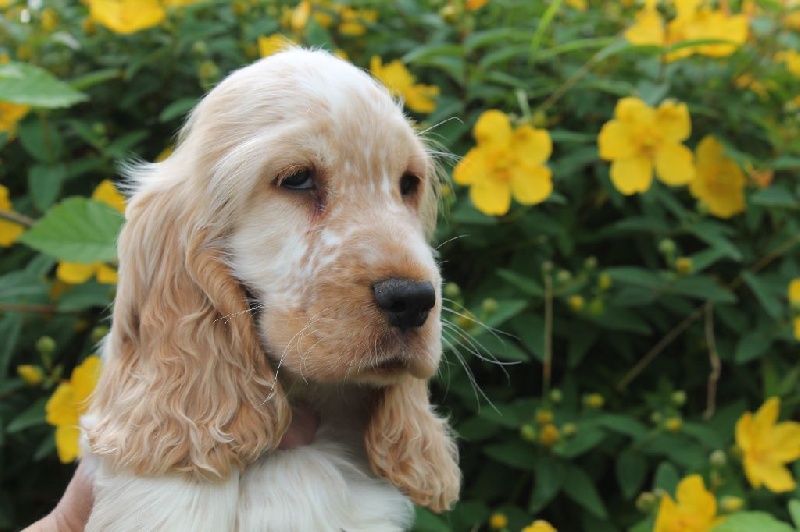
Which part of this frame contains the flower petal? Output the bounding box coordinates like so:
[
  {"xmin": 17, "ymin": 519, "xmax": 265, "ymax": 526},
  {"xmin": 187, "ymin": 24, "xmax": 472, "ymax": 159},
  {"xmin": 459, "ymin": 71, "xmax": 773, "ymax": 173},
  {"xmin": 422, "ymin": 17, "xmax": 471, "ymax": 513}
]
[
  {"xmin": 735, "ymin": 411, "xmax": 754, "ymax": 452},
  {"xmin": 510, "ymin": 165, "xmax": 552, "ymax": 205},
  {"xmin": 57, "ymin": 262, "xmax": 96, "ymax": 284},
  {"xmin": 769, "ymin": 422, "xmax": 800, "ymax": 462},
  {"xmin": 610, "ymin": 157, "xmax": 654, "ymax": 195},
  {"xmin": 72, "ymin": 355, "xmax": 102, "ymax": 408},
  {"xmin": 753, "ymin": 397, "xmax": 780, "ymax": 434},
  {"xmin": 55, "ymin": 424, "xmax": 81, "ymax": 463},
  {"xmin": 655, "ymin": 142, "xmax": 694, "ymax": 186},
  {"xmin": 46, "ymin": 383, "xmax": 79, "ymax": 427},
  {"xmin": 470, "ymin": 177, "xmax": 511, "ymax": 216},
  {"xmin": 615, "ymin": 97, "xmax": 655, "ymax": 125},
  {"xmin": 696, "ymin": 135, "xmax": 724, "ymax": 167},
  {"xmin": 788, "ymin": 279, "xmax": 800, "ymax": 303},
  {"xmin": 750, "ymin": 459, "xmax": 797, "ymax": 493},
  {"xmin": 675, "ymin": 475, "xmax": 716, "ymax": 523},
  {"xmin": 653, "ymin": 494, "xmax": 678, "ymax": 532},
  {"xmin": 655, "ymin": 101, "xmax": 691, "ymax": 142},
  {"xmin": 598, "ymin": 120, "xmax": 637, "ymax": 160},
  {"xmin": 513, "ymin": 126, "xmax": 552, "ymax": 166},
  {"xmin": 95, "ymin": 264, "xmax": 119, "ymax": 284},
  {"xmin": 474, "ymin": 110, "xmax": 512, "ymax": 148},
  {"xmin": 625, "ymin": 8, "xmax": 666, "ymax": 46},
  {"xmin": 453, "ymin": 148, "xmax": 490, "ymax": 186}
]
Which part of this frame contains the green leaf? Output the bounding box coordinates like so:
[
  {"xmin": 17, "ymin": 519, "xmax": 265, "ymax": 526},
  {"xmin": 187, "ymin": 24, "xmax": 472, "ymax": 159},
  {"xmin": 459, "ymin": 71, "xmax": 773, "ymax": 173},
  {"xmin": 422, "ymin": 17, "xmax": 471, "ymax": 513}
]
[
  {"xmin": 483, "ymin": 441, "xmax": 536, "ymax": 471},
  {"xmin": 587, "ymin": 414, "xmax": 648, "ymax": 440},
  {"xmin": 734, "ymin": 330, "xmax": 774, "ymax": 364},
  {"xmin": 751, "ymin": 185, "xmax": 799, "ymax": 209},
  {"xmin": 0, "ymin": 314, "xmax": 22, "ymax": 377},
  {"xmin": 712, "ymin": 512, "xmax": 795, "ymax": 532},
  {"xmin": 616, "ymin": 451, "xmax": 647, "ymax": 499},
  {"xmin": 529, "ymin": 455, "xmax": 564, "ymax": 512},
  {"xmin": 0, "ymin": 62, "xmax": 87, "ymax": 108},
  {"xmin": 413, "ymin": 506, "xmax": 450, "ymax": 532},
  {"xmin": 159, "ymin": 97, "xmax": 198, "ymax": 123},
  {"xmin": 6, "ymin": 398, "xmax": 47, "ymax": 433},
  {"xmin": 496, "ymin": 269, "xmax": 544, "ymax": 296},
  {"xmin": 28, "ymin": 163, "xmax": 66, "ymax": 212},
  {"xmin": 562, "ymin": 464, "xmax": 608, "ymax": 518},
  {"xmin": 787, "ymin": 499, "xmax": 800, "ymax": 529},
  {"xmin": 57, "ymin": 281, "xmax": 114, "ymax": 311},
  {"xmin": 653, "ymin": 461, "xmax": 680, "ymax": 493},
  {"xmin": 17, "ymin": 118, "xmax": 64, "ymax": 162},
  {"xmin": 555, "ymin": 426, "xmax": 605, "ymax": 458},
  {"xmin": 19, "ymin": 197, "xmax": 124, "ymax": 262},
  {"xmin": 742, "ymin": 272, "xmax": 783, "ymax": 320}
]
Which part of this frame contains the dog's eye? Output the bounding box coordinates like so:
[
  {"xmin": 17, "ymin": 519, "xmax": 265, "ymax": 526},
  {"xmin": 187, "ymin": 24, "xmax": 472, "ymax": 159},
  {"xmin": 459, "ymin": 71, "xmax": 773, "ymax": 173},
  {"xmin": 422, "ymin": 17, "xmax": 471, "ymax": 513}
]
[
  {"xmin": 400, "ymin": 172, "xmax": 420, "ymax": 197},
  {"xmin": 280, "ymin": 169, "xmax": 315, "ymax": 191}
]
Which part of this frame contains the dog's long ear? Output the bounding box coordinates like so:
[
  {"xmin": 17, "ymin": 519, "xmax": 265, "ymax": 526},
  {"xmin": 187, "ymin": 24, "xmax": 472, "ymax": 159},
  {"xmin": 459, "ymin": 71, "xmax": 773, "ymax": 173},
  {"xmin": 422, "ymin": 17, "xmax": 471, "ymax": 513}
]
[
  {"xmin": 365, "ymin": 376, "xmax": 460, "ymax": 512},
  {"xmin": 85, "ymin": 183, "xmax": 291, "ymax": 480}
]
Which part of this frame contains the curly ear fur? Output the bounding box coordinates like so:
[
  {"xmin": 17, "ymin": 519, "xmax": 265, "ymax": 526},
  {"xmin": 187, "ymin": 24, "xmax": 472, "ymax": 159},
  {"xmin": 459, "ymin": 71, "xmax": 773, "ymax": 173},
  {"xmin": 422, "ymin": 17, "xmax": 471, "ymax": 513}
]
[
  {"xmin": 85, "ymin": 185, "xmax": 291, "ymax": 480},
  {"xmin": 365, "ymin": 376, "xmax": 460, "ymax": 512}
]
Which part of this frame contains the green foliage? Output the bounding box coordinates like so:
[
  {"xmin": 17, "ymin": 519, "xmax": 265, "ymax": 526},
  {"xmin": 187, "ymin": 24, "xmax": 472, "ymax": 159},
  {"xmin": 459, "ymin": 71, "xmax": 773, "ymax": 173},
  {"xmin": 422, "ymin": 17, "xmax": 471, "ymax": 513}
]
[{"xmin": 1, "ymin": 0, "xmax": 799, "ymax": 530}]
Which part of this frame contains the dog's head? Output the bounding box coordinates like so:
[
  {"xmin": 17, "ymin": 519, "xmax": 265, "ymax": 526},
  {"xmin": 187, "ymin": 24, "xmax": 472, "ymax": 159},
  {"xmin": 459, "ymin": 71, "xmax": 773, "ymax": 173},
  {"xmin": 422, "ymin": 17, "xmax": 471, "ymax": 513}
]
[{"xmin": 85, "ymin": 49, "xmax": 458, "ymax": 512}]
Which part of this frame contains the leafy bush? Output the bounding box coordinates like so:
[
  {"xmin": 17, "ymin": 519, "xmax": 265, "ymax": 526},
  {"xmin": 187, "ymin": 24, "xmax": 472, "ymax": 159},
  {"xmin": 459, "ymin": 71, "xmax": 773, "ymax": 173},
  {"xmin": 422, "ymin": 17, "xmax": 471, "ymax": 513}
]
[{"xmin": 1, "ymin": 0, "xmax": 799, "ymax": 530}]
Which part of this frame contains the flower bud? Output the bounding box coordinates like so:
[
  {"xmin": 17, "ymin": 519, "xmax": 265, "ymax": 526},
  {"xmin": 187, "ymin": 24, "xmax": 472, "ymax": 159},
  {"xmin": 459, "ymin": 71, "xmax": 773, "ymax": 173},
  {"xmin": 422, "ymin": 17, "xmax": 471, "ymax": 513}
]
[
  {"xmin": 549, "ymin": 389, "xmax": 563, "ymax": 404},
  {"xmin": 535, "ymin": 409, "xmax": 554, "ymax": 425},
  {"xmin": 17, "ymin": 365, "xmax": 43, "ymax": 386},
  {"xmin": 650, "ymin": 411, "xmax": 663, "ymax": 424},
  {"xmin": 675, "ymin": 257, "xmax": 693, "ymax": 275},
  {"xmin": 541, "ymin": 261, "xmax": 553, "ymax": 274},
  {"xmin": 665, "ymin": 417, "xmax": 683, "ymax": 432},
  {"xmin": 482, "ymin": 298, "xmax": 498, "ymax": 315},
  {"xmin": 671, "ymin": 390, "xmax": 686, "ymax": 406},
  {"xmin": 584, "ymin": 393, "xmax": 604, "ymax": 409},
  {"xmin": 91, "ymin": 325, "xmax": 110, "ymax": 344},
  {"xmin": 562, "ymin": 422, "xmax": 577, "ymax": 437},
  {"xmin": 443, "ymin": 282, "xmax": 460, "ymax": 299},
  {"xmin": 597, "ymin": 272, "xmax": 613, "ymax": 290},
  {"xmin": 489, "ymin": 512, "xmax": 508, "ymax": 530},
  {"xmin": 538, "ymin": 424, "xmax": 560, "ymax": 447},
  {"xmin": 658, "ymin": 239, "xmax": 676, "ymax": 256},
  {"xmin": 36, "ymin": 336, "xmax": 56, "ymax": 357},
  {"xmin": 636, "ymin": 492, "xmax": 657, "ymax": 513},
  {"xmin": 556, "ymin": 269, "xmax": 572, "ymax": 284},
  {"xmin": 709, "ymin": 450, "xmax": 726, "ymax": 467},
  {"xmin": 520, "ymin": 424, "xmax": 537, "ymax": 442},
  {"xmin": 567, "ymin": 295, "xmax": 585, "ymax": 312},
  {"xmin": 584, "ymin": 256, "xmax": 598, "ymax": 270},
  {"xmin": 720, "ymin": 496, "xmax": 744, "ymax": 512},
  {"xmin": 587, "ymin": 298, "xmax": 604, "ymax": 316}
]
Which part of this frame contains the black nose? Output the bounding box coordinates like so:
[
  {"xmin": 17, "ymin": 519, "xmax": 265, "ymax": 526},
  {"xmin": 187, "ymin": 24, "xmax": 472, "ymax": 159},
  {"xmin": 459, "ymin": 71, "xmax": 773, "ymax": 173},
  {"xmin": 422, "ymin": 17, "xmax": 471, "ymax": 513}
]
[{"xmin": 372, "ymin": 279, "xmax": 436, "ymax": 330}]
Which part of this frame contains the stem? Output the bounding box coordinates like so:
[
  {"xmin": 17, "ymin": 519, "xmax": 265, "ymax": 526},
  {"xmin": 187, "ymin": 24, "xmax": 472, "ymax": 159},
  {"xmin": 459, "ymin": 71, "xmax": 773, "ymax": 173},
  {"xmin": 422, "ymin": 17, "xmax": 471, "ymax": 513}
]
[
  {"xmin": 0, "ymin": 209, "xmax": 35, "ymax": 227},
  {"xmin": 543, "ymin": 273, "xmax": 553, "ymax": 397},
  {"xmin": 703, "ymin": 302, "xmax": 721, "ymax": 420}
]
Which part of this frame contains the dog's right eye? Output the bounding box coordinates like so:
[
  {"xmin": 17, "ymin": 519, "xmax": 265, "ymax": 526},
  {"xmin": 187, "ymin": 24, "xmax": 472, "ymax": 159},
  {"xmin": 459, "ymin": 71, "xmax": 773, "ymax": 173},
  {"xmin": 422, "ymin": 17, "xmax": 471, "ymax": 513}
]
[{"xmin": 279, "ymin": 169, "xmax": 315, "ymax": 190}]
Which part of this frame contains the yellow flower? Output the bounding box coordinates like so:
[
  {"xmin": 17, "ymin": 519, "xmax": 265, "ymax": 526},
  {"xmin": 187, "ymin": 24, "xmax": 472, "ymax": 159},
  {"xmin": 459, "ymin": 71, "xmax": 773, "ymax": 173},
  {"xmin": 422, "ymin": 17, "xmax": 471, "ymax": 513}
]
[
  {"xmin": 17, "ymin": 365, "xmax": 44, "ymax": 385},
  {"xmin": 538, "ymin": 424, "xmax": 560, "ymax": 447},
  {"xmin": 258, "ymin": 34, "xmax": 294, "ymax": 58},
  {"xmin": 45, "ymin": 355, "xmax": 102, "ymax": 463},
  {"xmin": 369, "ymin": 56, "xmax": 439, "ymax": 114},
  {"xmin": 0, "ymin": 101, "xmax": 30, "ymax": 138},
  {"xmin": 565, "ymin": 0, "xmax": 587, "ymax": 10},
  {"xmin": 654, "ymin": 475, "xmax": 723, "ymax": 532},
  {"xmin": 598, "ymin": 97, "xmax": 694, "ymax": 195},
  {"xmin": 776, "ymin": 50, "xmax": 800, "ymax": 76},
  {"xmin": 719, "ymin": 496, "xmax": 743, "ymax": 513},
  {"xmin": 88, "ymin": 0, "xmax": 166, "ymax": 34},
  {"xmin": 57, "ymin": 180, "xmax": 125, "ymax": 284},
  {"xmin": 688, "ymin": 136, "xmax": 745, "ymax": 219},
  {"xmin": 453, "ymin": 110, "xmax": 552, "ymax": 216},
  {"xmin": 489, "ymin": 512, "xmax": 507, "ymax": 529},
  {"xmin": 0, "ymin": 185, "xmax": 25, "ymax": 247},
  {"xmin": 522, "ymin": 521, "xmax": 557, "ymax": 532},
  {"xmin": 337, "ymin": 6, "xmax": 377, "ymax": 36},
  {"xmin": 40, "ymin": 7, "xmax": 58, "ymax": 31},
  {"xmin": 735, "ymin": 397, "xmax": 800, "ymax": 492},
  {"xmin": 665, "ymin": 4, "xmax": 748, "ymax": 61},
  {"xmin": 625, "ymin": 6, "xmax": 665, "ymax": 46},
  {"xmin": 675, "ymin": 257, "xmax": 693, "ymax": 274},
  {"xmin": 466, "ymin": 0, "xmax": 490, "ymax": 10}
]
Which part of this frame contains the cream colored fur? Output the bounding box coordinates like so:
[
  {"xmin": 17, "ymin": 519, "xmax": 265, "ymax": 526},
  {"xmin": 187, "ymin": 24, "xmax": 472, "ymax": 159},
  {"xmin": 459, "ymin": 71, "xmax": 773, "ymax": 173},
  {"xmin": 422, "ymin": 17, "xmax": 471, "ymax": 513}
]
[{"xmin": 82, "ymin": 48, "xmax": 460, "ymax": 531}]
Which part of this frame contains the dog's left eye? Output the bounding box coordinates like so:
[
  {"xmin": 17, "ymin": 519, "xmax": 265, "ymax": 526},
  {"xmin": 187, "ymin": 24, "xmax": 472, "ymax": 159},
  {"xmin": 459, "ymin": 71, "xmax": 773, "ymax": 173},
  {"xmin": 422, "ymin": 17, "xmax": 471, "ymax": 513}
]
[
  {"xmin": 400, "ymin": 172, "xmax": 420, "ymax": 197},
  {"xmin": 280, "ymin": 169, "xmax": 315, "ymax": 190}
]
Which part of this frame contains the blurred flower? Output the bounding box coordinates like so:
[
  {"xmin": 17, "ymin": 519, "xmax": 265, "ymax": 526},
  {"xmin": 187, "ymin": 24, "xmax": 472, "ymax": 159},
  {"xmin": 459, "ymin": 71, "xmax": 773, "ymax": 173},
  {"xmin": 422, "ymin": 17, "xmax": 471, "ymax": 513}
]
[
  {"xmin": 598, "ymin": 97, "xmax": 694, "ymax": 195},
  {"xmin": 466, "ymin": 0, "xmax": 489, "ymax": 10},
  {"xmin": 744, "ymin": 163, "xmax": 773, "ymax": 188},
  {"xmin": 654, "ymin": 475, "xmax": 723, "ymax": 532},
  {"xmin": 57, "ymin": 180, "xmax": 125, "ymax": 284},
  {"xmin": 665, "ymin": 0, "xmax": 748, "ymax": 61},
  {"xmin": 720, "ymin": 496, "xmax": 743, "ymax": 513},
  {"xmin": 565, "ymin": 0, "xmax": 587, "ymax": 10},
  {"xmin": 89, "ymin": 0, "xmax": 166, "ymax": 34},
  {"xmin": 489, "ymin": 512, "xmax": 507, "ymax": 529},
  {"xmin": 453, "ymin": 110, "xmax": 552, "ymax": 215},
  {"xmin": 775, "ymin": 50, "xmax": 800, "ymax": 76},
  {"xmin": 735, "ymin": 397, "xmax": 800, "ymax": 492},
  {"xmin": 567, "ymin": 295, "xmax": 585, "ymax": 312},
  {"xmin": 258, "ymin": 34, "xmax": 294, "ymax": 58},
  {"xmin": 734, "ymin": 74, "xmax": 772, "ymax": 100},
  {"xmin": 535, "ymin": 409, "xmax": 554, "ymax": 425},
  {"xmin": 522, "ymin": 521, "xmax": 557, "ymax": 532},
  {"xmin": 40, "ymin": 7, "xmax": 58, "ymax": 31},
  {"xmin": 783, "ymin": 0, "xmax": 800, "ymax": 29},
  {"xmin": 164, "ymin": 0, "xmax": 203, "ymax": 5},
  {"xmin": 538, "ymin": 424, "xmax": 560, "ymax": 446},
  {"xmin": 688, "ymin": 136, "xmax": 745, "ymax": 219},
  {"xmin": 788, "ymin": 279, "xmax": 800, "ymax": 340},
  {"xmin": 370, "ymin": 56, "xmax": 439, "ymax": 114},
  {"xmin": 0, "ymin": 101, "xmax": 30, "ymax": 138},
  {"xmin": 337, "ymin": 5, "xmax": 377, "ymax": 36},
  {"xmin": 286, "ymin": 1, "xmax": 376, "ymax": 35},
  {"xmin": 675, "ymin": 257, "xmax": 693, "ymax": 275},
  {"xmin": 665, "ymin": 417, "xmax": 683, "ymax": 432},
  {"xmin": 0, "ymin": 185, "xmax": 25, "ymax": 247},
  {"xmin": 46, "ymin": 355, "xmax": 102, "ymax": 463},
  {"xmin": 625, "ymin": 2, "xmax": 665, "ymax": 46},
  {"xmin": 17, "ymin": 365, "xmax": 43, "ymax": 385},
  {"xmin": 584, "ymin": 393, "xmax": 605, "ymax": 409}
]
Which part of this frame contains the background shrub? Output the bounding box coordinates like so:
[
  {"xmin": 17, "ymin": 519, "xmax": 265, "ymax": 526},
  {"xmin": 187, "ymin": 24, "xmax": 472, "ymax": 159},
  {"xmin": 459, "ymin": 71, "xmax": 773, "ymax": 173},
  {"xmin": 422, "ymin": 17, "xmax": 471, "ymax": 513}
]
[{"xmin": 1, "ymin": 0, "xmax": 799, "ymax": 530}]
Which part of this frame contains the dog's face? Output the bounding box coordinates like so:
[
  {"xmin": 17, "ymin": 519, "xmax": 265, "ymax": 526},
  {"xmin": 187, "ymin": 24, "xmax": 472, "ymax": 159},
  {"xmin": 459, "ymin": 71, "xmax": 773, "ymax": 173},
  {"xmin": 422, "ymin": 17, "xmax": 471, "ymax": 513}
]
[{"xmin": 211, "ymin": 51, "xmax": 442, "ymax": 386}]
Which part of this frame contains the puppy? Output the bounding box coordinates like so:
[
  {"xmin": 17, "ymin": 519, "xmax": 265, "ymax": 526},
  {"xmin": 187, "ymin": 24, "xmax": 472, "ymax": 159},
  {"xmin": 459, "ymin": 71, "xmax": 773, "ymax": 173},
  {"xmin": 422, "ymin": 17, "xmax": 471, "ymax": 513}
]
[{"xmin": 81, "ymin": 48, "xmax": 460, "ymax": 531}]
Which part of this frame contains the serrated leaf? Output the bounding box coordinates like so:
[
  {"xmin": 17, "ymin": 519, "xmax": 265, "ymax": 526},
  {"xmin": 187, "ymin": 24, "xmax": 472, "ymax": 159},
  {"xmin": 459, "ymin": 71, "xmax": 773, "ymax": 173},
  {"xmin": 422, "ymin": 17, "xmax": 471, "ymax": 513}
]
[
  {"xmin": 19, "ymin": 197, "xmax": 124, "ymax": 262},
  {"xmin": 0, "ymin": 62, "xmax": 87, "ymax": 108}
]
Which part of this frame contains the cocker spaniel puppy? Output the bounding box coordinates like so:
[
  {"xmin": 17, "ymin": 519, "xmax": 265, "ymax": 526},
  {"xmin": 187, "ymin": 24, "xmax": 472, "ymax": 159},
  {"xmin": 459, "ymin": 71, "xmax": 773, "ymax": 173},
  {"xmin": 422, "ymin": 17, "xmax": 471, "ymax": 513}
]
[{"xmin": 80, "ymin": 48, "xmax": 460, "ymax": 531}]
